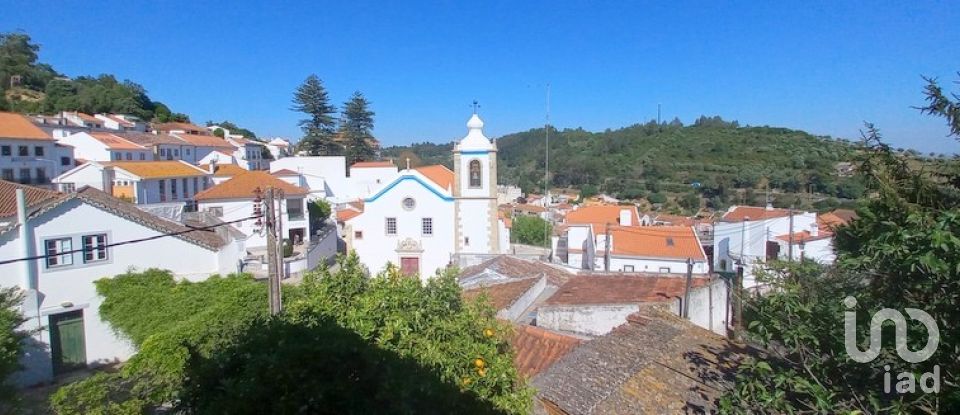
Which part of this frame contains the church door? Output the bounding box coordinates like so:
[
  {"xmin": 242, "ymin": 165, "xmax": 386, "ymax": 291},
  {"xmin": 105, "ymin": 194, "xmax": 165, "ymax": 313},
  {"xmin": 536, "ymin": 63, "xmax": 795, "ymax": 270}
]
[{"xmin": 400, "ymin": 257, "xmax": 420, "ymax": 276}]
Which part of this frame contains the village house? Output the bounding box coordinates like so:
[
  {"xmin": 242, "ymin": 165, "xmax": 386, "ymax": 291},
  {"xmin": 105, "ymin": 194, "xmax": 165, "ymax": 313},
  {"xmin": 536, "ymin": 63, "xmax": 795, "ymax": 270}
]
[
  {"xmin": 264, "ymin": 137, "xmax": 292, "ymax": 160},
  {"xmin": 204, "ymin": 162, "xmax": 248, "ymax": 185},
  {"xmin": 52, "ymin": 160, "xmax": 212, "ymax": 205},
  {"xmin": 118, "ymin": 132, "xmax": 199, "ymax": 163},
  {"xmin": 348, "ymin": 160, "xmax": 399, "ymax": 198},
  {"xmin": 171, "ymin": 133, "xmax": 238, "ymax": 164},
  {"xmin": 224, "ymin": 136, "xmax": 269, "ymax": 170},
  {"xmin": 57, "ymin": 131, "xmax": 152, "ymax": 162},
  {"xmin": 194, "ymin": 170, "xmax": 310, "ymax": 248},
  {"xmin": 93, "ymin": 114, "xmax": 147, "ymax": 132},
  {"xmin": 0, "ymin": 112, "xmax": 75, "ymax": 187},
  {"xmin": 0, "ymin": 181, "xmax": 245, "ymax": 386},
  {"xmin": 269, "ymin": 156, "xmax": 348, "ymax": 201},
  {"xmin": 60, "ymin": 111, "xmax": 103, "ymax": 129},
  {"xmin": 151, "ymin": 121, "xmax": 209, "ymax": 136}
]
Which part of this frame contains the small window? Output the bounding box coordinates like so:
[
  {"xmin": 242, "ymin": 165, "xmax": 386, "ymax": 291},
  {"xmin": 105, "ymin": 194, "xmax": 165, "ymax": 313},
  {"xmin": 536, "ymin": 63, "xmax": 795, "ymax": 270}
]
[
  {"xmin": 139, "ymin": 153, "xmax": 146, "ymax": 160},
  {"xmin": 113, "ymin": 152, "xmax": 121, "ymax": 160},
  {"xmin": 125, "ymin": 152, "xmax": 132, "ymax": 160},
  {"xmin": 1, "ymin": 145, "xmax": 10, "ymax": 156},
  {"xmin": 186, "ymin": 148, "xmax": 191, "ymax": 155},
  {"xmin": 354, "ymin": 231, "xmax": 363, "ymax": 239},
  {"xmin": 82, "ymin": 234, "xmax": 108, "ymax": 263},
  {"xmin": 464, "ymin": 236, "xmax": 470, "ymax": 246},
  {"xmin": 159, "ymin": 179, "xmax": 166, "ymax": 202},
  {"xmin": 160, "ymin": 149, "xmax": 166, "ymax": 156},
  {"xmin": 171, "ymin": 179, "xmax": 178, "ymax": 200},
  {"xmin": 422, "ymin": 218, "xmax": 433, "ymax": 236},
  {"xmin": 207, "ymin": 206, "xmax": 223, "ymax": 217},
  {"xmin": 34, "ymin": 146, "xmax": 44, "ymax": 157},
  {"xmin": 193, "ymin": 177, "xmax": 199, "ymax": 195},
  {"xmin": 174, "ymin": 149, "xmax": 179, "ymax": 157},
  {"xmin": 623, "ymin": 265, "xmax": 635, "ymax": 272},
  {"xmin": 182, "ymin": 178, "xmax": 188, "ymax": 199},
  {"xmin": 18, "ymin": 146, "xmax": 28, "ymax": 156},
  {"xmin": 19, "ymin": 168, "xmax": 30, "ymax": 181},
  {"xmin": 60, "ymin": 156, "xmax": 71, "ymax": 166},
  {"xmin": 402, "ymin": 197, "xmax": 415, "ymax": 210},
  {"xmin": 35, "ymin": 168, "xmax": 46, "ymax": 182},
  {"xmin": 45, "ymin": 238, "xmax": 73, "ymax": 268},
  {"xmin": 469, "ymin": 160, "xmax": 482, "ymax": 188},
  {"xmin": 658, "ymin": 267, "xmax": 670, "ymax": 273},
  {"xmin": 720, "ymin": 259, "xmax": 728, "ymax": 271},
  {"xmin": 1, "ymin": 169, "xmax": 13, "ymax": 181},
  {"xmin": 385, "ymin": 217, "xmax": 397, "ymax": 235}
]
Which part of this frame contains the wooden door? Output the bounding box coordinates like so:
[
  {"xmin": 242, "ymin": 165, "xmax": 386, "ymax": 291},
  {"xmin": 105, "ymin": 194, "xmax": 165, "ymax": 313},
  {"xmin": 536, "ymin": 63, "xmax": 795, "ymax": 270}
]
[
  {"xmin": 50, "ymin": 310, "xmax": 87, "ymax": 375},
  {"xmin": 400, "ymin": 257, "xmax": 419, "ymax": 276}
]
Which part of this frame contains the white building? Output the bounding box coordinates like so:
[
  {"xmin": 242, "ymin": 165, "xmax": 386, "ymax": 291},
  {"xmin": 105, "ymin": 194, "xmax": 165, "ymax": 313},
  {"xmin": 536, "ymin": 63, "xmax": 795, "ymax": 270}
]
[
  {"xmin": 195, "ymin": 170, "xmax": 310, "ymax": 248},
  {"xmin": 0, "ymin": 181, "xmax": 244, "ymax": 386},
  {"xmin": 265, "ymin": 137, "xmax": 292, "ymax": 160},
  {"xmin": 52, "ymin": 161, "xmax": 212, "ymax": 205},
  {"xmin": 339, "ymin": 114, "xmax": 510, "ymax": 279},
  {"xmin": 225, "ymin": 136, "xmax": 269, "ymax": 171},
  {"xmin": 269, "ymin": 156, "xmax": 349, "ymax": 201},
  {"xmin": 93, "ymin": 114, "xmax": 147, "ymax": 132},
  {"xmin": 0, "ymin": 112, "xmax": 75, "ymax": 187},
  {"xmin": 57, "ymin": 131, "xmax": 152, "ymax": 162},
  {"xmin": 348, "ymin": 160, "xmax": 399, "ymax": 198}
]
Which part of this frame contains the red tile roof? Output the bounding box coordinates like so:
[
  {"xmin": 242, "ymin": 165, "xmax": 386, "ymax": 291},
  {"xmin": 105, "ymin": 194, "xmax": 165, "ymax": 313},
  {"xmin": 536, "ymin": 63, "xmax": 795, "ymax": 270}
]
[
  {"xmin": 0, "ymin": 112, "xmax": 52, "ymax": 140},
  {"xmin": 89, "ymin": 132, "xmax": 147, "ymax": 150},
  {"xmin": 352, "ymin": 160, "xmax": 396, "ymax": 168},
  {"xmin": 721, "ymin": 205, "xmax": 791, "ymax": 222},
  {"xmin": 0, "ymin": 180, "xmax": 62, "ymax": 218},
  {"xmin": 511, "ymin": 325, "xmax": 583, "ymax": 378},
  {"xmin": 337, "ymin": 209, "xmax": 362, "ymax": 222},
  {"xmin": 565, "ymin": 205, "xmax": 641, "ymax": 228},
  {"xmin": 607, "ymin": 226, "xmax": 706, "ymax": 261},
  {"xmin": 271, "ymin": 169, "xmax": 299, "ymax": 176},
  {"xmin": 414, "ymin": 165, "xmax": 454, "ymax": 191},
  {"xmin": 195, "ymin": 170, "xmax": 308, "ymax": 201},
  {"xmin": 775, "ymin": 230, "xmax": 832, "ymax": 243},
  {"xmin": 462, "ymin": 278, "xmax": 540, "ymax": 311},
  {"xmin": 544, "ymin": 275, "xmax": 710, "ymax": 306},
  {"xmin": 203, "ymin": 163, "xmax": 246, "ymax": 177},
  {"xmin": 103, "ymin": 161, "xmax": 208, "ymax": 179}
]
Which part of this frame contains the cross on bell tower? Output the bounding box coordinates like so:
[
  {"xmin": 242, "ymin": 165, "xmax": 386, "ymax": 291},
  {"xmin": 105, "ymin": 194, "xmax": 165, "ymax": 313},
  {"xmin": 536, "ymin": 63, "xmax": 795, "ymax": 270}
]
[{"xmin": 472, "ymin": 100, "xmax": 480, "ymax": 114}]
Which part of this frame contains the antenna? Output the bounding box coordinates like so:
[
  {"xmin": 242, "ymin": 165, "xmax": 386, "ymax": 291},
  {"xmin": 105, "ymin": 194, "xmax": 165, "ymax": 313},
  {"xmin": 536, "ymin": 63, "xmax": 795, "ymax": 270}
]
[{"xmin": 544, "ymin": 83, "xmax": 551, "ymax": 253}]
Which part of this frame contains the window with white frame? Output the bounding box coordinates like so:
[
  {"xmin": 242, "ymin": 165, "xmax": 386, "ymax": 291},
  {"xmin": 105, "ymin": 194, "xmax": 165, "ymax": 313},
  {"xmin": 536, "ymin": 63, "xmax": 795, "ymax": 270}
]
[
  {"xmin": 45, "ymin": 238, "xmax": 73, "ymax": 268},
  {"xmin": 658, "ymin": 267, "xmax": 670, "ymax": 273},
  {"xmin": 422, "ymin": 218, "xmax": 433, "ymax": 236},
  {"xmin": 82, "ymin": 234, "xmax": 108, "ymax": 263},
  {"xmin": 623, "ymin": 265, "xmax": 635, "ymax": 272},
  {"xmin": 385, "ymin": 217, "xmax": 397, "ymax": 235}
]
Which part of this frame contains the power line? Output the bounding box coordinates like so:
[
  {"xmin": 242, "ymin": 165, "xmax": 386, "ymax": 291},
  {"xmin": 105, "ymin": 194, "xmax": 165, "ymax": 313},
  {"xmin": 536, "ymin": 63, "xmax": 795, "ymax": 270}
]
[{"xmin": 0, "ymin": 214, "xmax": 260, "ymax": 267}]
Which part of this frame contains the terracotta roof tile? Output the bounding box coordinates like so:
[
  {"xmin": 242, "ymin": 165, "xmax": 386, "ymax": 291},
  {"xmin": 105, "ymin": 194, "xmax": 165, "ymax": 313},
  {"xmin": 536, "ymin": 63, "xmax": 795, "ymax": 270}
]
[
  {"xmin": 462, "ymin": 278, "xmax": 540, "ymax": 310},
  {"xmin": 565, "ymin": 205, "xmax": 641, "ymax": 228},
  {"xmin": 112, "ymin": 132, "xmax": 187, "ymax": 146},
  {"xmin": 89, "ymin": 133, "xmax": 148, "ymax": 150},
  {"xmin": 103, "ymin": 161, "xmax": 208, "ymax": 179},
  {"xmin": 351, "ymin": 160, "xmax": 396, "ymax": 168},
  {"xmin": 195, "ymin": 170, "xmax": 308, "ymax": 201},
  {"xmin": 775, "ymin": 230, "xmax": 832, "ymax": 243},
  {"xmin": 544, "ymin": 275, "xmax": 710, "ymax": 306},
  {"xmin": 203, "ymin": 163, "xmax": 247, "ymax": 177},
  {"xmin": 0, "ymin": 180, "xmax": 62, "ymax": 219},
  {"xmin": 533, "ymin": 307, "xmax": 751, "ymax": 414},
  {"xmin": 0, "ymin": 112, "xmax": 52, "ymax": 140},
  {"xmin": 607, "ymin": 226, "xmax": 706, "ymax": 261},
  {"xmin": 153, "ymin": 122, "xmax": 209, "ymax": 134},
  {"xmin": 459, "ymin": 256, "xmax": 573, "ymax": 286},
  {"xmin": 413, "ymin": 165, "xmax": 454, "ymax": 191},
  {"xmin": 511, "ymin": 325, "xmax": 583, "ymax": 379},
  {"xmin": 271, "ymin": 169, "xmax": 299, "ymax": 176},
  {"xmin": 721, "ymin": 205, "xmax": 791, "ymax": 222},
  {"xmin": 172, "ymin": 133, "xmax": 234, "ymax": 149},
  {"xmin": 653, "ymin": 213, "xmax": 696, "ymax": 226},
  {"xmin": 337, "ymin": 209, "xmax": 362, "ymax": 222}
]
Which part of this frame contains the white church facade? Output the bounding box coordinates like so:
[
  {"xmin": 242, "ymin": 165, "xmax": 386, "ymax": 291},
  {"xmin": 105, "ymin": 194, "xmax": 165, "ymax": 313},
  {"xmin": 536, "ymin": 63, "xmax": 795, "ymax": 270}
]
[{"xmin": 340, "ymin": 114, "xmax": 510, "ymax": 279}]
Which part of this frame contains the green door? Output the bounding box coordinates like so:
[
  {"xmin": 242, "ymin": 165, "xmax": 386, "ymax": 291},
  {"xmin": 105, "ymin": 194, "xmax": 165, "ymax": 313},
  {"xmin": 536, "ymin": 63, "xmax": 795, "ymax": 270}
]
[{"xmin": 50, "ymin": 310, "xmax": 87, "ymax": 375}]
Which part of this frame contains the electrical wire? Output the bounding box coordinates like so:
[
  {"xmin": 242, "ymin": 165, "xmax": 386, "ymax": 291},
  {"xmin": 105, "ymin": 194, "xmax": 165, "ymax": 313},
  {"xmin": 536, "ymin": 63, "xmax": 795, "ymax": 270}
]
[{"xmin": 0, "ymin": 214, "xmax": 261, "ymax": 266}]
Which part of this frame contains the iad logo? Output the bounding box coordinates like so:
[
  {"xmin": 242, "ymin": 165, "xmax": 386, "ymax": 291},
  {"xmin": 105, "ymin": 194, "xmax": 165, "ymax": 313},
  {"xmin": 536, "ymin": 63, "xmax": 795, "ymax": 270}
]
[{"xmin": 843, "ymin": 296, "xmax": 940, "ymax": 394}]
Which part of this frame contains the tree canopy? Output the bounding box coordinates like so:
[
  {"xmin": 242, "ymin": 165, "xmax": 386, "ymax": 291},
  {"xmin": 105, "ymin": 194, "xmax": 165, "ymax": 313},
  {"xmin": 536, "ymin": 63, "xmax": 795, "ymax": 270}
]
[
  {"xmin": 291, "ymin": 74, "xmax": 340, "ymax": 156},
  {"xmin": 341, "ymin": 91, "xmax": 377, "ymax": 165},
  {"xmin": 510, "ymin": 215, "xmax": 552, "ymax": 247}
]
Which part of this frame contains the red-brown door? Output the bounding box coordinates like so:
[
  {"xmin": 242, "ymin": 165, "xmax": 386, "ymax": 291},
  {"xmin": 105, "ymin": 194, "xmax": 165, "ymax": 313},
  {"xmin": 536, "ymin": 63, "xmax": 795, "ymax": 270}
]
[{"xmin": 400, "ymin": 257, "xmax": 419, "ymax": 276}]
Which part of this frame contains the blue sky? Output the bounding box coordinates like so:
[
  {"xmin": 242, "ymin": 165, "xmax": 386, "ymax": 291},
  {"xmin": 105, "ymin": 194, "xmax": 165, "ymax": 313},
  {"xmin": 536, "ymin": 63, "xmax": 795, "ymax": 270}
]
[{"xmin": 3, "ymin": 1, "xmax": 958, "ymax": 153}]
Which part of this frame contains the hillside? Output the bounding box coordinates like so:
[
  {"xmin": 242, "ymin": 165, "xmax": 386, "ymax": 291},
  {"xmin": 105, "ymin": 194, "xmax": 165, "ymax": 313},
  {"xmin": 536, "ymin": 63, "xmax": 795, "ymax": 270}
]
[{"xmin": 383, "ymin": 117, "xmax": 865, "ymax": 212}]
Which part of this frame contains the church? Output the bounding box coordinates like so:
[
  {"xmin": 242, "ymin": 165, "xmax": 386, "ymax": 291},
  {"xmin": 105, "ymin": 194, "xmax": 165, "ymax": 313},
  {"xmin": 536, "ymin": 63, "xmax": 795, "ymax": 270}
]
[{"xmin": 339, "ymin": 113, "xmax": 511, "ymax": 279}]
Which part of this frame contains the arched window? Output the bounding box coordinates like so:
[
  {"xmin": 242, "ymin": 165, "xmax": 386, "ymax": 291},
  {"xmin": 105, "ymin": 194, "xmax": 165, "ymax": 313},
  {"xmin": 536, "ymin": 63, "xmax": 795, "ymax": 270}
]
[{"xmin": 469, "ymin": 160, "xmax": 482, "ymax": 188}]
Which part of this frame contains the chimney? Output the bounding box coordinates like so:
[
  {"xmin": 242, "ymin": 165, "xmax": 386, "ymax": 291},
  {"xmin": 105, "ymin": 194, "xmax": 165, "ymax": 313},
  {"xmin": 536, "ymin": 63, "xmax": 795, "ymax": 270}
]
[
  {"xmin": 16, "ymin": 189, "xmax": 37, "ymax": 291},
  {"xmin": 209, "ymin": 159, "xmax": 217, "ymax": 175},
  {"xmin": 102, "ymin": 166, "xmax": 115, "ymax": 195},
  {"xmin": 619, "ymin": 208, "xmax": 632, "ymax": 226}
]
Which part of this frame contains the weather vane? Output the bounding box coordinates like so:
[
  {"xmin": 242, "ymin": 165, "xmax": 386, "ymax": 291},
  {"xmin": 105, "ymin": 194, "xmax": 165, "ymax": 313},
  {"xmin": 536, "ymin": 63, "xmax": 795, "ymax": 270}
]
[{"xmin": 472, "ymin": 100, "xmax": 480, "ymax": 114}]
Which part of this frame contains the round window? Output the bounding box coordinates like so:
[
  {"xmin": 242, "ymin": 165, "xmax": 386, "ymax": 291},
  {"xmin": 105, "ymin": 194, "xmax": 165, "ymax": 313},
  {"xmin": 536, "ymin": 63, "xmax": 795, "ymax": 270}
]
[{"xmin": 402, "ymin": 197, "xmax": 416, "ymax": 210}]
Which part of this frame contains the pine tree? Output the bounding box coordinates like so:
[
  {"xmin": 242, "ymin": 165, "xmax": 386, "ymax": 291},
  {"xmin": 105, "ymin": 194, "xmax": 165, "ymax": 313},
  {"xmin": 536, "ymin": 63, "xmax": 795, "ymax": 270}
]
[
  {"xmin": 291, "ymin": 75, "xmax": 339, "ymax": 156},
  {"xmin": 340, "ymin": 91, "xmax": 376, "ymax": 164}
]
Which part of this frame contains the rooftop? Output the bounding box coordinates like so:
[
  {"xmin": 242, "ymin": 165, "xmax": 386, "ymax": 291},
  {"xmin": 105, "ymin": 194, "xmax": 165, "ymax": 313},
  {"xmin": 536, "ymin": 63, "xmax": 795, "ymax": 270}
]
[
  {"xmin": 203, "ymin": 163, "xmax": 247, "ymax": 177},
  {"xmin": 351, "ymin": 160, "xmax": 396, "ymax": 168},
  {"xmin": 111, "ymin": 132, "xmax": 188, "ymax": 146},
  {"xmin": 565, "ymin": 205, "xmax": 641, "ymax": 229},
  {"xmin": 413, "ymin": 165, "xmax": 454, "ymax": 191},
  {"xmin": 606, "ymin": 226, "xmax": 706, "ymax": 261},
  {"xmin": 511, "ymin": 324, "xmax": 583, "ymax": 379},
  {"xmin": 543, "ymin": 275, "xmax": 710, "ymax": 306},
  {"xmin": 89, "ymin": 132, "xmax": 147, "ymax": 150},
  {"xmin": 533, "ymin": 307, "xmax": 749, "ymax": 414},
  {"xmin": 152, "ymin": 121, "xmax": 209, "ymax": 134},
  {"xmin": 0, "ymin": 180, "xmax": 62, "ymax": 219},
  {"xmin": 195, "ymin": 170, "xmax": 309, "ymax": 201},
  {"xmin": 0, "ymin": 112, "xmax": 52, "ymax": 140},
  {"xmin": 103, "ymin": 161, "xmax": 208, "ymax": 179},
  {"xmin": 462, "ymin": 278, "xmax": 541, "ymax": 311},
  {"xmin": 172, "ymin": 133, "xmax": 235, "ymax": 149},
  {"xmin": 459, "ymin": 255, "xmax": 574, "ymax": 287},
  {"xmin": 721, "ymin": 205, "xmax": 791, "ymax": 222}
]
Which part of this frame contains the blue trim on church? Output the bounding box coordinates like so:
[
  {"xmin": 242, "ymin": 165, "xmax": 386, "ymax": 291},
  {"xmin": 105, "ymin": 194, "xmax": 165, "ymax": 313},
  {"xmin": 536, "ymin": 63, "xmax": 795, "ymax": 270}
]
[
  {"xmin": 364, "ymin": 175, "xmax": 454, "ymax": 203},
  {"xmin": 460, "ymin": 150, "xmax": 491, "ymax": 155}
]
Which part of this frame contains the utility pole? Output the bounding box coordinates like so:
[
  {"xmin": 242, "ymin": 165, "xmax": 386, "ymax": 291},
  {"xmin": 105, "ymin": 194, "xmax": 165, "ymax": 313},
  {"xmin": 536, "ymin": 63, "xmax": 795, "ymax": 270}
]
[
  {"xmin": 787, "ymin": 205, "xmax": 795, "ymax": 262},
  {"xmin": 739, "ymin": 217, "xmax": 749, "ymax": 261},
  {"xmin": 682, "ymin": 257, "xmax": 693, "ymax": 319},
  {"xmin": 264, "ymin": 188, "xmax": 282, "ymax": 315},
  {"xmin": 730, "ymin": 264, "xmax": 744, "ymax": 342},
  {"xmin": 544, "ymin": 83, "xmax": 551, "ymax": 252},
  {"xmin": 604, "ymin": 222, "xmax": 611, "ymax": 272}
]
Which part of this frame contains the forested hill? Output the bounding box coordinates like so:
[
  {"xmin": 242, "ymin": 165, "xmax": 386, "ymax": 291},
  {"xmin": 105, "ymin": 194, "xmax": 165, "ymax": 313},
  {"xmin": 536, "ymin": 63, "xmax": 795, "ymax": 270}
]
[{"xmin": 383, "ymin": 117, "xmax": 866, "ymax": 210}]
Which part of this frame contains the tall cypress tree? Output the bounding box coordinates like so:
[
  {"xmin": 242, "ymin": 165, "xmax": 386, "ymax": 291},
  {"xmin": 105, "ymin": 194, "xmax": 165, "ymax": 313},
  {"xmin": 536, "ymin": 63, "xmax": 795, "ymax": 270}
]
[
  {"xmin": 291, "ymin": 75, "xmax": 339, "ymax": 156},
  {"xmin": 341, "ymin": 91, "xmax": 377, "ymax": 164}
]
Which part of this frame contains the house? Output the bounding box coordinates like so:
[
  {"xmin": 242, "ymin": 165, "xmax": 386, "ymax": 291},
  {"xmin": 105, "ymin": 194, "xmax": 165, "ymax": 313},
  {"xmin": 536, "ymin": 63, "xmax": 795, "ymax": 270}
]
[
  {"xmin": 0, "ymin": 181, "xmax": 244, "ymax": 386},
  {"xmin": 463, "ymin": 277, "xmax": 547, "ymax": 322},
  {"xmin": 510, "ymin": 325, "xmax": 584, "ymax": 379},
  {"xmin": 225, "ymin": 136, "xmax": 269, "ymax": 170},
  {"xmin": 57, "ymin": 131, "xmax": 152, "ymax": 162},
  {"xmin": 271, "ymin": 169, "xmax": 307, "ymax": 188},
  {"xmin": 60, "ymin": 111, "xmax": 103, "ymax": 129},
  {"xmin": 204, "ymin": 162, "xmax": 248, "ymax": 184},
  {"xmin": 497, "ymin": 185, "xmax": 522, "ymax": 205},
  {"xmin": 269, "ymin": 156, "xmax": 349, "ymax": 201},
  {"xmin": 535, "ymin": 274, "xmax": 728, "ymax": 336},
  {"xmin": 532, "ymin": 307, "xmax": 749, "ymax": 414},
  {"xmin": 93, "ymin": 114, "xmax": 147, "ymax": 132},
  {"xmin": 151, "ymin": 121, "xmax": 209, "ymax": 136},
  {"xmin": 116, "ymin": 132, "xmax": 199, "ymax": 163},
  {"xmin": 172, "ymin": 133, "xmax": 237, "ymax": 163},
  {"xmin": 504, "ymin": 202, "xmax": 547, "ymax": 219},
  {"xmin": 348, "ymin": 160, "xmax": 399, "ymax": 198},
  {"xmin": 713, "ymin": 204, "xmax": 820, "ymax": 288},
  {"xmin": 264, "ymin": 137, "xmax": 292, "ymax": 160},
  {"xmin": 197, "ymin": 149, "xmax": 238, "ymax": 166},
  {"xmin": 195, "ymin": 170, "xmax": 310, "ymax": 248},
  {"xmin": 0, "ymin": 112, "xmax": 74, "ymax": 187},
  {"xmin": 339, "ymin": 114, "xmax": 511, "ymax": 278},
  {"xmin": 52, "ymin": 161, "xmax": 212, "ymax": 205}
]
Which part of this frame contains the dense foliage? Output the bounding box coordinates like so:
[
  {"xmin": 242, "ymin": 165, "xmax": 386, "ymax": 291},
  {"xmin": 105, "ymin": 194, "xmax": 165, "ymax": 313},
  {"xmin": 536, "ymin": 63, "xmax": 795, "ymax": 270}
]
[
  {"xmin": 341, "ymin": 91, "xmax": 377, "ymax": 165},
  {"xmin": 292, "ymin": 74, "xmax": 340, "ymax": 156},
  {"xmin": 384, "ymin": 119, "xmax": 869, "ymax": 212},
  {"xmin": 0, "ymin": 287, "xmax": 26, "ymax": 410},
  {"xmin": 510, "ymin": 215, "xmax": 552, "ymax": 247},
  {"xmin": 51, "ymin": 256, "xmax": 531, "ymax": 414},
  {"xmin": 205, "ymin": 120, "xmax": 257, "ymax": 139},
  {"xmin": 0, "ymin": 32, "xmax": 182, "ymax": 121},
  {"xmin": 719, "ymin": 75, "xmax": 960, "ymax": 414}
]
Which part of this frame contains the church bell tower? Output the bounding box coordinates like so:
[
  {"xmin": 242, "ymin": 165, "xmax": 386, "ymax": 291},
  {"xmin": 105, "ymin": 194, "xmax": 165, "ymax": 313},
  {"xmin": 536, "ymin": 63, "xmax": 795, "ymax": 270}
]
[{"xmin": 453, "ymin": 112, "xmax": 499, "ymax": 255}]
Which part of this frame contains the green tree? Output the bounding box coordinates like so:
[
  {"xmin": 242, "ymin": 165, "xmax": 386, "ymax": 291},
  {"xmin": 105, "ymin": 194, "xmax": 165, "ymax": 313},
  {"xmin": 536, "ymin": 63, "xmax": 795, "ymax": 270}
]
[
  {"xmin": 510, "ymin": 215, "xmax": 552, "ymax": 247},
  {"xmin": 341, "ymin": 91, "xmax": 377, "ymax": 165},
  {"xmin": 292, "ymin": 74, "xmax": 340, "ymax": 156},
  {"xmin": 0, "ymin": 287, "xmax": 25, "ymax": 410},
  {"xmin": 206, "ymin": 120, "xmax": 257, "ymax": 139}
]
